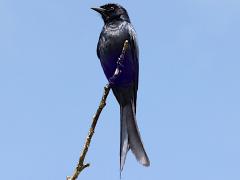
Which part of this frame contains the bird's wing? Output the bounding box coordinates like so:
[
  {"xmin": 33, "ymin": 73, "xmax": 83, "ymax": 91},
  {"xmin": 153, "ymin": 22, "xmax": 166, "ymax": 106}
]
[{"xmin": 128, "ymin": 25, "xmax": 139, "ymax": 111}]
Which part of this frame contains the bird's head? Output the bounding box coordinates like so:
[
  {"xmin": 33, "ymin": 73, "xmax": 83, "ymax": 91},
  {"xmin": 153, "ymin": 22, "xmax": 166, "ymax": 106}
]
[{"xmin": 91, "ymin": 3, "xmax": 130, "ymax": 23}]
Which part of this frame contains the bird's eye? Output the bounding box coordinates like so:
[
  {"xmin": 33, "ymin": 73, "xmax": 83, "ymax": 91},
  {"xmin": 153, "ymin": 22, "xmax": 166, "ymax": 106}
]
[{"xmin": 110, "ymin": 6, "xmax": 115, "ymax": 11}]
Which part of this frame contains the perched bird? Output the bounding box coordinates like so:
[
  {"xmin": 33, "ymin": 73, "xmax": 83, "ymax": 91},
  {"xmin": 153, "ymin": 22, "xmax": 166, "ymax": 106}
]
[{"xmin": 92, "ymin": 3, "xmax": 150, "ymax": 171}]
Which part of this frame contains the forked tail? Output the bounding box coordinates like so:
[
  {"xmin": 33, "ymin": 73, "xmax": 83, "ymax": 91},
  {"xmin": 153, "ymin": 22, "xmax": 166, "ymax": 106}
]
[{"xmin": 120, "ymin": 100, "xmax": 150, "ymax": 171}]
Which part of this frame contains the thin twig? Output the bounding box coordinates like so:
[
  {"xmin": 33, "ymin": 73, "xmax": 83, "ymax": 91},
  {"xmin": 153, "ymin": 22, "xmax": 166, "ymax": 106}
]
[{"xmin": 67, "ymin": 40, "xmax": 129, "ymax": 180}]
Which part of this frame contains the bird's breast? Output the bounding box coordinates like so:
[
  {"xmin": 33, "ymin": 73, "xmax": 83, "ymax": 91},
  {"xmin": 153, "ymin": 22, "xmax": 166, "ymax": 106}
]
[{"xmin": 97, "ymin": 22, "xmax": 134, "ymax": 85}]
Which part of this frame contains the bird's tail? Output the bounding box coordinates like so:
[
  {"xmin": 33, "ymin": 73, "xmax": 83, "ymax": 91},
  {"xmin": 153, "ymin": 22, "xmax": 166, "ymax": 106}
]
[{"xmin": 120, "ymin": 100, "xmax": 150, "ymax": 171}]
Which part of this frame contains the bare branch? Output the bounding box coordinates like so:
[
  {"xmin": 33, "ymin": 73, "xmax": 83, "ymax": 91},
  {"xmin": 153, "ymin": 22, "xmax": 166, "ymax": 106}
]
[{"xmin": 67, "ymin": 40, "xmax": 129, "ymax": 180}]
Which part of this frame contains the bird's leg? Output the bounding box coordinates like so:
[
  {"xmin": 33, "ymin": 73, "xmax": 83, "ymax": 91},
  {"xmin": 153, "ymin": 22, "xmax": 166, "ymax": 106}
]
[{"xmin": 109, "ymin": 40, "xmax": 129, "ymax": 86}]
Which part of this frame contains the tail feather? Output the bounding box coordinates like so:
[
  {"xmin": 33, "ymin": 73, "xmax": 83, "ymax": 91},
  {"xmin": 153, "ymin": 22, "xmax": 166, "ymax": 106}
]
[
  {"xmin": 120, "ymin": 106, "xmax": 129, "ymax": 171},
  {"xmin": 120, "ymin": 101, "xmax": 150, "ymax": 171}
]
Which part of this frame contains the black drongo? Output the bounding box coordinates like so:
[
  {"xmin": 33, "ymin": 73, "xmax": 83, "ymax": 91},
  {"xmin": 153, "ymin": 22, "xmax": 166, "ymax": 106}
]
[{"xmin": 92, "ymin": 3, "xmax": 150, "ymax": 171}]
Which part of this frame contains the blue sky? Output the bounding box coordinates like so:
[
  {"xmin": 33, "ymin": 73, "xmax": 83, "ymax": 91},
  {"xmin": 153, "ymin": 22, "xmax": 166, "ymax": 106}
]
[{"xmin": 1, "ymin": 0, "xmax": 240, "ymax": 179}]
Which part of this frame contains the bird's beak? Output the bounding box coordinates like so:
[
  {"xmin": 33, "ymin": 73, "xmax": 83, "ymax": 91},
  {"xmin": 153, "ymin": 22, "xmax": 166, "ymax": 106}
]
[{"xmin": 91, "ymin": 7, "xmax": 106, "ymax": 15}]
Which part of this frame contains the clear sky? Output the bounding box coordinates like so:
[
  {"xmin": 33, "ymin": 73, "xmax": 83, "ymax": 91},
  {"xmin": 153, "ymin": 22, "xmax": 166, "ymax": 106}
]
[{"xmin": 1, "ymin": 0, "xmax": 240, "ymax": 179}]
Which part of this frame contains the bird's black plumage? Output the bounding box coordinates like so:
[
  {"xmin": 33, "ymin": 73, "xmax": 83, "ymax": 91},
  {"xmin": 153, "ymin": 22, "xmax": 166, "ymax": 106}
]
[{"xmin": 92, "ymin": 3, "xmax": 150, "ymax": 171}]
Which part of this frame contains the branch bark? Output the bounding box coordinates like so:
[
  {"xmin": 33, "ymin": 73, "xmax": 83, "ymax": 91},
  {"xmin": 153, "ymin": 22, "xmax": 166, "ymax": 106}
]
[{"xmin": 67, "ymin": 40, "xmax": 129, "ymax": 180}]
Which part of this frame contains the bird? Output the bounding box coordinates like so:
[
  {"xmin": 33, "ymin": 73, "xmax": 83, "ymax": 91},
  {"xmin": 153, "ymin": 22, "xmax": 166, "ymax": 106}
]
[{"xmin": 91, "ymin": 3, "xmax": 150, "ymax": 171}]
